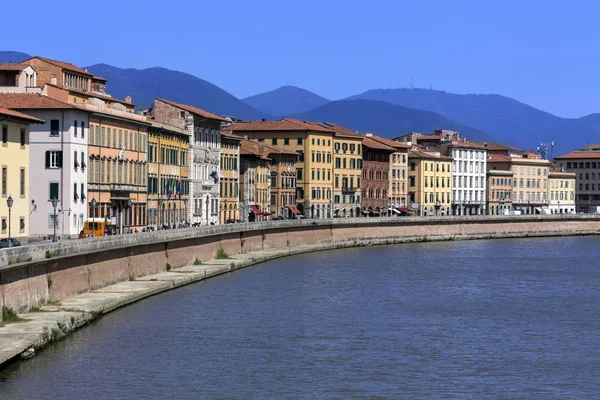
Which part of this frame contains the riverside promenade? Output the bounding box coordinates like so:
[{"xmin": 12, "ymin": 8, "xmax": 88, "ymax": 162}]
[{"xmin": 1, "ymin": 214, "xmax": 599, "ymax": 369}]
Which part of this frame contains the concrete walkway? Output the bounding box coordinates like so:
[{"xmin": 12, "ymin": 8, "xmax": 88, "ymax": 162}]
[{"xmin": 0, "ymin": 243, "xmax": 343, "ymax": 369}]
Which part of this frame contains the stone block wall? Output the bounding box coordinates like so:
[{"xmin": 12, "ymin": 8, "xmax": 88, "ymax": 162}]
[{"xmin": 1, "ymin": 215, "xmax": 599, "ymax": 314}]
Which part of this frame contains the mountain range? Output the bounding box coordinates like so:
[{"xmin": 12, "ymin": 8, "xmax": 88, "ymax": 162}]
[
  {"xmin": 1, "ymin": 50, "xmax": 596, "ymax": 155},
  {"xmin": 242, "ymin": 85, "xmax": 329, "ymax": 117}
]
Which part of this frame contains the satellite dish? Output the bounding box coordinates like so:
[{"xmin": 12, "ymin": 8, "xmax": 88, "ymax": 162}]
[{"xmin": 412, "ymin": 203, "xmax": 420, "ymax": 210}]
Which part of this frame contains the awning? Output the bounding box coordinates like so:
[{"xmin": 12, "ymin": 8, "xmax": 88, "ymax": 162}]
[
  {"xmin": 397, "ymin": 207, "xmax": 412, "ymax": 213},
  {"xmin": 390, "ymin": 208, "xmax": 401, "ymax": 214},
  {"xmin": 289, "ymin": 206, "xmax": 300, "ymax": 215},
  {"xmin": 535, "ymin": 207, "xmax": 542, "ymax": 212},
  {"xmin": 370, "ymin": 210, "xmax": 380, "ymax": 215},
  {"xmin": 262, "ymin": 212, "xmax": 272, "ymax": 216},
  {"xmin": 250, "ymin": 205, "xmax": 261, "ymax": 215}
]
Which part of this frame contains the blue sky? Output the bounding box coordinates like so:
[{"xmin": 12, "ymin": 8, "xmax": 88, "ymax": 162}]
[{"xmin": 2, "ymin": 0, "xmax": 598, "ymax": 118}]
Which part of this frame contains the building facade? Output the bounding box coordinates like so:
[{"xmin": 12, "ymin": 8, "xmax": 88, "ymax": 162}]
[
  {"xmin": 147, "ymin": 121, "xmax": 190, "ymax": 228},
  {"xmin": 230, "ymin": 118, "xmax": 335, "ymax": 219},
  {"xmin": 0, "ymin": 93, "xmax": 89, "ymax": 238},
  {"xmin": 554, "ymin": 144, "xmax": 600, "ymax": 213},
  {"xmin": 329, "ymin": 124, "xmax": 363, "ymax": 218},
  {"xmin": 368, "ymin": 135, "xmax": 410, "ymax": 211},
  {"xmin": 449, "ymin": 142, "xmax": 487, "ymax": 215},
  {"xmin": 486, "ymin": 169, "xmax": 513, "ymax": 215},
  {"xmin": 408, "ymin": 150, "xmax": 453, "ymax": 216},
  {"xmin": 0, "ymin": 108, "xmax": 39, "ymax": 240},
  {"xmin": 219, "ymin": 131, "xmax": 241, "ymax": 224},
  {"xmin": 547, "ymin": 168, "xmax": 576, "ymax": 214},
  {"xmin": 361, "ymin": 135, "xmax": 395, "ymax": 216},
  {"xmin": 240, "ymin": 140, "xmax": 271, "ymax": 221},
  {"xmin": 150, "ymin": 99, "xmax": 227, "ymax": 226}
]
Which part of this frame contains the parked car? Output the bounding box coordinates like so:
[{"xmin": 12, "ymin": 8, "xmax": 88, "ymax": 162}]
[{"xmin": 0, "ymin": 238, "xmax": 21, "ymax": 248}]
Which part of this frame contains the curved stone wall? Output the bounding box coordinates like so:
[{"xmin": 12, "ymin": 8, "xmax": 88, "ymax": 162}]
[{"xmin": 1, "ymin": 215, "xmax": 599, "ymax": 320}]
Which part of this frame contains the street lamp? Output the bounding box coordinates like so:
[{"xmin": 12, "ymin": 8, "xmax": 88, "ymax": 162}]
[
  {"xmin": 51, "ymin": 197, "xmax": 58, "ymax": 242},
  {"xmin": 6, "ymin": 195, "xmax": 13, "ymax": 247},
  {"xmin": 90, "ymin": 198, "xmax": 97, "ymax": 237}
]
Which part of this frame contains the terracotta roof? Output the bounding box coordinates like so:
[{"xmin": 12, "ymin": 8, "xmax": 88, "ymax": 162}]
[
  {"xmin": 156, "ymin": 98, "xmax": 228, "ymax": 122},
  {"xmin": 24, "ymin": 56, "xmax": 93, "ymax": 76},
  {"xmin": 230, "ymin": 118, "xmax": 334, "ymax": 133},
  {"xmin": 446, "ymin": 139, "xmax": 489, "ymax": 150},
  {"xmin": 472, "ymin": 141, "xmax": 523, "ymax": 152},
  {"xmin": 0, "ymin": 63, "xmax": 27, "ymax": 71},
  {"xmin": 0, "ymin": 108, "xmax": 44, "ymax": 123},
  {"xmin": 0, "ymin": 93, "xmax": 76, "ymax": 109},
  {"xmin": 408, "ymin": 150, "xmax": 452, "ymax": 160},
  {"xmin": 362, "ymin": 136, "xmax": 397, "ymax": 152},
  {"xmin": 417, "ymin": 135, "xmax": 443, "ymax": 141},
  {"xmin": 221, "ymin": 129, "xmax": 242, "ymax": 141},
  {"xmin": 45, "ymin": 83, "xmax": 134, "ymax": 106},
  {"xmin": 487, "ymin": 153, "xmax": 512, "ymax": 163},
  {"xmin": 366, "ymin": 134, "xmax": 411, "ymax": 150},
  {"xmin": 261, "ymin": 142, "xmax": 299, "ymax": 156},
  {"xmin": 240, "ymin": 140, "xmax": 271, "ymax": 160},
  {"xmin": 555, "ymin": 151, "xmax": 600, "ymax": 160},
  {"xmin": 319, "ymin": 122, "xmax": 363, "ymax": 137},
  {"xmin": 92, "ymin": 75, "xmax": 107, "ymax": 82}
]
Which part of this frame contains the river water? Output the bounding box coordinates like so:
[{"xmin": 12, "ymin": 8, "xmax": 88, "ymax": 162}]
[{"xmin": 1, "ymin": 236, "xmax": 599, "ymax": 399}]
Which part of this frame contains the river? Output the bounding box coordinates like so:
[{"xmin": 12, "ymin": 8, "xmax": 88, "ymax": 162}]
[{"xmin": 1, "ymin": 236, "xmax": 599, "ymax": 399}]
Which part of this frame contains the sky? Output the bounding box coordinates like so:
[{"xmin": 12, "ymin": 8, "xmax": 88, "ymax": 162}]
[{"xmin": 2, "ymin": 0, "xmax": 599, "ymax": 118}]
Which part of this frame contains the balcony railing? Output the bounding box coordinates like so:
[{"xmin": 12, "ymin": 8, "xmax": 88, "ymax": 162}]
[{"xmin": 341, "ymin": 186, "xmax": 357, "ymax": 194}]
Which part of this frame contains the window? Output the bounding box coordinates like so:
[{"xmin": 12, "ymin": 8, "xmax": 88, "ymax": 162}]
[
  {"xmin": 50, "ymin": 120, "xmax": 59, "ymax": 136},
  {"xmin": 1, "ymin": 125, "xmax": 7, "ymax": 144},
  {"xmin": 297, "ymin": 168, "xmax": 303, "ymax": 180},
  {"xmin": 81, "ymin": 152, "xmax": 86, "ymax": 170},
  {"xmin": 284, "ymin": 138, "xmax": 289, "ymax": 145},
  {"xmin": 1, "ymin": 166, "xmax": 6, "ymax": 196},
  {"xmin": 74, "ymin": 120, "xmax": 78, "ymax": 137},
  {"xmin": 74, "ymin": 183, "xmax": 79, "ymax": 201},
  {"xmin": 81, "ymin": 121, "xmax": 85, "ymax": 139},
  {"xmin": 45, "ymin": 151, "xmax": 63, "ymax": 169},
  {"xmin": 20, "ymin": 168, "xmax": 25, "ymax": 197},
  {"xmin": 81, "ymin": 183, "xmax": 85, "ymax": 201},
  {"xmin": 49, "ymin": 182, "xmax": 59, "ymax": 201},
  {"xmin": 19, "ymin": 217, "xmax": 25, "ymax": 233},
  {"xmin": 20, "ymin": 128, "xmax": 26, "ymax": 147},
  {"xmin": 272, "ymin": 138, "xmax": 278, "ymax": 145}
]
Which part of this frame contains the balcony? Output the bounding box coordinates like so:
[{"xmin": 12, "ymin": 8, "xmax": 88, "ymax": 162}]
[
  {"xmin": 111, "ymin": 184, "xmax": 136, "ymax": 192},
  {"xmin": 341, "ymin": 186, "xmax": 357, "ymax": 194}
]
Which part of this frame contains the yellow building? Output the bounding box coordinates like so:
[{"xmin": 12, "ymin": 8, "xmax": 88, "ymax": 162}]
[
  {"xmin": 328, "ymin": 123, "xmax": 363, "ymax": 217},
  {"xmin": 408, "ymin": 150, "xmax": 452, "ymax": 216},
  {"xmin": 230, "ymin": 118, "xmax": 335, "ymax": 219},
  {"xmin": 147, "ymin": 121, "xmax": 190, "ymax": 228},
  {"xmin": 548, "ymin": 168, "xmax": 576, "ymax": 214},
  {"xmin": 220, "ymin": 131, "xmax": 241, "ymax": 224},
  {"xmin": 0, "ymin": 109, "xmax": 39, "ymax": 240}
]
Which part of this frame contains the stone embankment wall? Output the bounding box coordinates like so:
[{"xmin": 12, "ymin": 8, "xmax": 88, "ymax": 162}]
[{"xmin": 1, "ymin": 215, "xmax": 599, "ymax": 321}]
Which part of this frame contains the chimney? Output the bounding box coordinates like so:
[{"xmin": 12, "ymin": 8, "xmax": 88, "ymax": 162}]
[
  {"xmin": 261, "ymin": 118, "xmax": 266, "ymax": 122},
  {"xmin": 125, "ymin": 95, "xmax": 132, "ymax": 104}
]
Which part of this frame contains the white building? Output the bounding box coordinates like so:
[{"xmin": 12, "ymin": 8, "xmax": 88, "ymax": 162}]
[
  {"xmin": 0, "ymin": 93, "xmax": 89, "ymax": 238},
  {"xmin": 449, "ymin": 142, "xmax": 487, "ymax": 215}
]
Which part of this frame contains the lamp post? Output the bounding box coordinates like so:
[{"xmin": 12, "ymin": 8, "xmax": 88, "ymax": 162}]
[
  {"xmin": 51, "ymin": 197, "xmax": 58, "ymax": 242},
  {"xmin": 90, "ymin": 198, "xmax": 97, "ymax": 237},
  {"xmin": 6, "ymin": 195, "xmax": 13, "ymax": 247}
]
